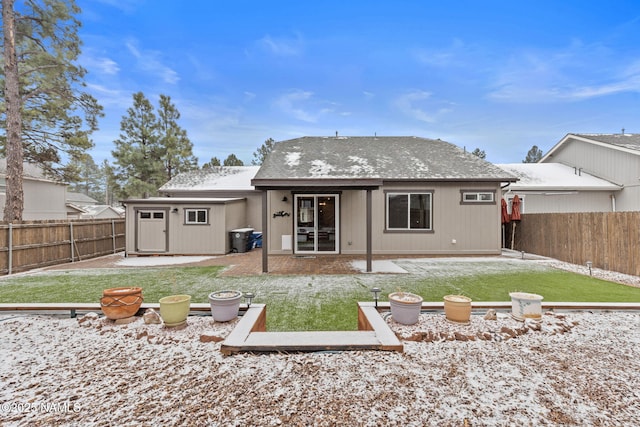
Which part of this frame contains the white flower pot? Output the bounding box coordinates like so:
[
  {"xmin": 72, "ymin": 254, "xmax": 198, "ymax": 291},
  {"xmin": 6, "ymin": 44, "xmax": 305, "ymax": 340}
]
[
  {"xmin": 509, "ymin": 292, "xmax": 543, "ymax": 321},
  {"xmin": 388, "ymin": 292, "xmax": 423, "ymax": 325},
  {"xmin": 208, "ymin": 290, "xmax": 243, "ymax": 322}
]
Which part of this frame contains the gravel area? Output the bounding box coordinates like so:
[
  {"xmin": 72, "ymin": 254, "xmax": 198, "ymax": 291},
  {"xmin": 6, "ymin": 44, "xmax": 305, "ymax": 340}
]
[{"xmin": 1, "ymin": 309, "xmax": 639, "ymax": 426}]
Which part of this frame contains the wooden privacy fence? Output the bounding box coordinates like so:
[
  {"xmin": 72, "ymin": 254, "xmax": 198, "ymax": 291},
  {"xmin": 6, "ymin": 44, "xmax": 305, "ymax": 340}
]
[
  {"xmin": 510, "ymin": 212, "xmax": 640, "ymax": 277},
  {"xmin": 0, "ymin": 219, "xmax": 125, "ymax": 275}
]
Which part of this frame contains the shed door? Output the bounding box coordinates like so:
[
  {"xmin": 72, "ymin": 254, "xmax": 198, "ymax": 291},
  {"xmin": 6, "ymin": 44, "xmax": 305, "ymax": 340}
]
[{"xmin": 137, "ymin": 210, "xmax": 167, "ymax": 252}]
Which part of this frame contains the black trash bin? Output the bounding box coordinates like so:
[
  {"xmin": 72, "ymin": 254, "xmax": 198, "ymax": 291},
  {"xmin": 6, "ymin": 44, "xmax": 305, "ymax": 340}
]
[{"xmin": 229, "ymin": 228, "xmax": 254, "ymax": 253}]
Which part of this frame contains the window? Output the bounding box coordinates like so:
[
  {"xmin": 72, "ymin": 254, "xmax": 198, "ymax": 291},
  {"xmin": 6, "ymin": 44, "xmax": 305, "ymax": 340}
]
[
  {"xmin": 185, "ymin": 209, "xmax": 208, "ymax": 224},
  {"xmin": 461, "ymin": 191, "xmax": 495, "ymax": 204},
  {"xmin": 386, "ymin": 192, "xmax": 432, "ymax": 230}
]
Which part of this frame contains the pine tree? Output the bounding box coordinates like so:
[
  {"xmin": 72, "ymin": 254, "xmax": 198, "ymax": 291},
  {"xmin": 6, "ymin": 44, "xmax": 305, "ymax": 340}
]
[
  {"xmin": 157, "ymin": 95, "xmax": 197, "ymax": 181},
  {"xmin": 471, "ymin": 148, "xmax": 486, "ymax": 159},
  {"xmin": 111, "ymin": 92, "xmax": 198, "ymax": 199},
  {"xmin": 111, "ymin": 92, "xmax": 163, "ymax": 199},
  {"xmin": 523, "ymin": 145, "xmax": 543, "ymax": 163},
  {"xmin": 252, "ymin": 137, "xmax": 275, "ymax": 165},
  {"xmin": 223, "ymin": 154, "xmax": 244, "ymax": 166},
  {"xmin": 202, "ymin": 157, "xmax": 221, "ymax": 169},
  {"xmin": 1, "ymin": 0, "xmax": 103, "ymax": 220}
]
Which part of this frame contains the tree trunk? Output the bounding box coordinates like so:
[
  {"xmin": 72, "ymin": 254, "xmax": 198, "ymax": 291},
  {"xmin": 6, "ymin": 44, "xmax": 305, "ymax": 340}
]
[{"xmin": 2, "ymin": 0, "xmax": 24, "ymax": 222}]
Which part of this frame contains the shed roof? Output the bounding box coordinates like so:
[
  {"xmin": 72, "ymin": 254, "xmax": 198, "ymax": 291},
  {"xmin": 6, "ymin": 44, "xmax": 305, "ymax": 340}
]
[
  {"xmin": 253, "ymin": 136, "xmax": 516, "ymax": 187},
  {"xmin": 497, "ymin": 163, "xmax": 621, "ymax": 191},
  {"xmin": 159, "ymin": 166, "xmax": 260, "ymax": 192}
]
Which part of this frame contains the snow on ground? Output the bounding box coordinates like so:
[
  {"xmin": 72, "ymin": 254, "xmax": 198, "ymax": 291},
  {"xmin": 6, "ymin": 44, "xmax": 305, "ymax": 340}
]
[
  {"xmin": 351, "ymin": 260, "xmax": 408, "ymax": 273},
  {"xmin": 1, "ymin": 253, "xmax": 640, "ymax": 425},
  {"xmin": 116, "ymin": 256, "xmax": 215, "ymax": 267},
  {"xmin": 0, "ymin": 311, "xmax": 639, "ymax": 426}
]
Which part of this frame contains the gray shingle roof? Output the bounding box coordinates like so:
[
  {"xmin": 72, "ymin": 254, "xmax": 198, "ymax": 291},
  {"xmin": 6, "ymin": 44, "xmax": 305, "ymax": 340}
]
[
  {"xmin": 574, "ymin": 133, "xmax": 640, "ymax": 152},
  {"xmin": 253, "ymin": 136, "xmax": 516, "ymax": 182},
  {"xmin": 160, "ymin": 166, "xmax": 259, "ymax": 191}
]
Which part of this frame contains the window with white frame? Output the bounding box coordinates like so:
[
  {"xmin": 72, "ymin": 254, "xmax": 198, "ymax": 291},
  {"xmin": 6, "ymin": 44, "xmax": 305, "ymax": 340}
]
[
  {"xmin": 386, "ymin": 192, "xmax": 432, "ymax": 230},
  {"xmin": 461, "ymin": 191, "xmax": 495, "ymax": 203},
  {"xmin": 185, "ymin": 208, "xmax": 208, "ymax": 224}
]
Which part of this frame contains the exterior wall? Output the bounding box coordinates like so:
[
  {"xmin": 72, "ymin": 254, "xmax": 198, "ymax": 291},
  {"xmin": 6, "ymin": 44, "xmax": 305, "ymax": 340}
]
[
  {"xmin": 124, "ymin": 199, "xmax": 246, "ymax": 255},
  {"xmin": 264, "ymin": 182, "xmax": 503, "ymax": 256},
  {"xmin": 265, "ymin": 190, "xmax": 295, "ymax": 255},
  {"xmin": 506, "ymin": 192, "xmax": 616, "ymax": 214},
  {"xmin": 370, "ymin": 182, "xmax": 501, "ymax": 255},
  {"xmin": 0, "ymin": 179, "xmax": 68, "ymax": 220},
  {"xmin": 545, "ymin": 138, "xmax": 640, "ymax": 211}
]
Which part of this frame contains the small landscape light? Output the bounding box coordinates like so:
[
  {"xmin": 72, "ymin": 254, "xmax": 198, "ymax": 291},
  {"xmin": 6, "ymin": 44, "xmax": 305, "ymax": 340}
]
[
  {"xmin": 586, "ymin": 261, "xmax": 592, "ymax": 276},
  {"xmin": 244, "ymin": 292, "xmax": 255, "ymax": 307},
  {"xmin": 371, "ymin": 287, "xmax": 381, "ymax": 307},
  {"xmin": 521, "ymin": 251, "xmax": 525, "ymax": 260}
]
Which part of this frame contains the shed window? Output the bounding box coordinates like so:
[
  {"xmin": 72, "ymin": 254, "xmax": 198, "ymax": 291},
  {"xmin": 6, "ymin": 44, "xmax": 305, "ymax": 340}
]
[
  {"xmin": 461, "ymin": 191, "xmax": 495, "ymax": 204},
  {"xmin": 386, "ymin": 192, "xmax": 432, "ymax": 230},
  {"xmin": 185, "ymin": 209, "xmax": 208, "ymax": 224}
]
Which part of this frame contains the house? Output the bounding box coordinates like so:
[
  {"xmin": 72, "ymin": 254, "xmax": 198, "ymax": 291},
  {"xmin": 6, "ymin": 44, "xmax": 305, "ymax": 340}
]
[
  {"xmin": 123, "ymin": 137, "xmax": 517, "ymax": 271},
  {"xmin": 539, "ymin": 133, "xmax": 640, "ymax": 211},
  {"xmin": 123, "ymin": 166, "xmax": 260, "ymax": 255},
  {"xmin": 0, "ymin": 159, "xmax": 68, "ymax": 220},
  {"xmin": 497, "ymin": 163, "xmax": 621, "ymax": 214},
  {"xmin": 252, "ymin": 136, "xmax": 517, "ymax": 272}
]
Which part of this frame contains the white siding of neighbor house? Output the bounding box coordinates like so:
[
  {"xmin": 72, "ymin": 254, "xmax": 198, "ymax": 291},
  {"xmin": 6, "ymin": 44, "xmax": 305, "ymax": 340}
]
[
  {"xmin": 264, "ymin": 182, "xmax": 502, "ymax": 256},
  {"xmin": 546, "ymin": 138, "xmax": 640, "ymax": 211},
  {"xmin": 0, "ymin": 179, "xmax": 67, "ymax": 220},
  {"xmin": 508, "ymin": 192, "xmax": 615, "ymax": 213}
]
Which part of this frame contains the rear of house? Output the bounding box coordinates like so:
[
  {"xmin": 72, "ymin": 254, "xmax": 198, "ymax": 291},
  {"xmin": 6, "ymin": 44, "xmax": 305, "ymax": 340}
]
[{"xmin": 252, "ymin": 136, "xmax": 517, "ymax": 271}]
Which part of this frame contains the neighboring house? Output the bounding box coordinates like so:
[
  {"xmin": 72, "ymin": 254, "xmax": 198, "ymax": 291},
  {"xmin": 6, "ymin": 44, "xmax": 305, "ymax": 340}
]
[
  {"xmin": 497, "ymin": 163, "xmax": 621, "ymax": 214},
  {"xmin": 67, "ymin": 192, "xmax": 99, "ymax": 207},
  {"xmin": 539, "ymin": 133, "xmax": 640, "ymax": 211},
  {"xmin": 0, "ymin": 159, "xmax": 68, "ymax": 220},
  {"xmin": 80, "ymin": 205, "xmax": 124, "ymax": 219},
  {"xmin": 123, "ymin": 166, "xmax": 260, "ymax": 255},
  {"xmin": 123, "ymin": 137, "xmax": 517, "ymax": 271}
]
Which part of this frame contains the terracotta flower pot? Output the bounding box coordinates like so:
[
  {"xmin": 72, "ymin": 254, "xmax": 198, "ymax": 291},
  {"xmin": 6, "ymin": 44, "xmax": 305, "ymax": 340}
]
[
  {"xmin": 509, "ymin": 292, "xmax": 543, "ymax": 321},
  {"xmin": 388, "ymin": 292, "xmax": 423, "ymax": 325},
  {"xmin": 443, "ymin": 295, "xmax": 472, "ymax": 324},
  {"xmin": 159, "ymin": 295, "xmax": 191, "ymax": 327},
  {"xmin": 100, "ymin": 287, "xmax": 143, "ymax": 320},
  {"xmin": 208, "ymin": 290, "xmax": 242, "ymax": 322}
]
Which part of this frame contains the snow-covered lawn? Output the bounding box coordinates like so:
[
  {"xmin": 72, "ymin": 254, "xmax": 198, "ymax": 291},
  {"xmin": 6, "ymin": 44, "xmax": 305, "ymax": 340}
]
[{"xmin": 1, "ymin": 253, "xmax": 639, "ymax": 425}]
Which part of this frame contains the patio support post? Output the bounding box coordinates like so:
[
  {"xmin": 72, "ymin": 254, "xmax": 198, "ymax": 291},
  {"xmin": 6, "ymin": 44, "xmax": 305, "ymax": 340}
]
[
  {"xmin": 262, "ymin": 190, "xmax": 269, "ymax": 273},
  {"xmin": 366, "ymin": 188, "xmax": 372, "ymax": 272}
]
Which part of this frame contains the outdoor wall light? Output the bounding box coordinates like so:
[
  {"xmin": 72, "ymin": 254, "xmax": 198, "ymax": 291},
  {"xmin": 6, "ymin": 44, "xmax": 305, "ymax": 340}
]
[
  {"xmin": 244, "ymin": 292, "xmax": 255, "ymax": 307},
  {"xmin": 371, "ymin": 287, "xmax": 381, "ymax": 307},
  {"xmin": 282, "ymin": 196, "xmax": 288, "ymax": 202},
  {"xmin": 586, "ymin": 261, "xmax": 593, "ymax": 276},
  {"xmin": 171, "ymin": 208, "xmax": 179, "ymax": 213}
]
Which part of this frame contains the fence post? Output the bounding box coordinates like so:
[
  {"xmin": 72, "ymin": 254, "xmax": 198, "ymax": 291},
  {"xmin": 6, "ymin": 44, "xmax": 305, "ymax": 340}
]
[
  {"xmin": 8, "ymin": 223, "xmax": 13, "ymax": 275},
  {"xmin": 112, "ymin": 219, "xmax": 116, "ymax": 254},
  {"xmin": 70, "ymin": 222, "xmax": 74, "ymax": 263}
]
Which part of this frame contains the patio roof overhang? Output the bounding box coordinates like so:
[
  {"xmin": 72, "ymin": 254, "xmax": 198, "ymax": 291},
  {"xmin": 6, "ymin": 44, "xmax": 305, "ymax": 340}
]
[{"xmin": 252, "ymin": 177, "xmax": 383, "ymax": 190}]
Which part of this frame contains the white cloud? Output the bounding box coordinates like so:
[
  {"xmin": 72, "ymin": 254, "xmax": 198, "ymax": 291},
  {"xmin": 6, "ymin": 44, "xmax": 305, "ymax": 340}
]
[
  {"xmin": 258, "ymin": 33, "xmax": 304, "ymax": 56},
  {"xmin": 81, "ymin": 54, "xmax": 120, "ymax": 75},
  {"xmin": 487, "ymin": 43, "xmax": 640, "ymax": 103},
  {"xmin": 125, "ymin": 39, "xmax": 180, "ymax": 84},
  {"xmin": 394, "ymin": 90, "xmax": 453, "ymax": 123},
  {"xmin": 273, "ymin": 90, "xmax": 333, "ymax": 123}
]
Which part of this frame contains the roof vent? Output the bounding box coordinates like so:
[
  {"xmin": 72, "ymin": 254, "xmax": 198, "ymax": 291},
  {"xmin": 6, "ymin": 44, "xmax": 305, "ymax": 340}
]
[{"xmin": 335, "ymin": 131, "xmax": 338, "ymax": 137}]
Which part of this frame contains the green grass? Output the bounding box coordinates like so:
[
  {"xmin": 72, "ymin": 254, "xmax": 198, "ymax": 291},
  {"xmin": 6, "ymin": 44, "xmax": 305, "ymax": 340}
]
[{"xmin": 1, "ymin": 265, "xmax": 639, "ymax": 331}]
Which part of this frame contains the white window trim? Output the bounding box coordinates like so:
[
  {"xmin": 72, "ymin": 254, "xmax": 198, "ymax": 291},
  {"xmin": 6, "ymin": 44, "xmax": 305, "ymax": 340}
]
[
  {"xmin": 461, "ymin": 191, "xmax": 495, "ymax": 203},
  {"xmin": 185, "ymin": 208, "xmax": 209, "ymax": 225}
]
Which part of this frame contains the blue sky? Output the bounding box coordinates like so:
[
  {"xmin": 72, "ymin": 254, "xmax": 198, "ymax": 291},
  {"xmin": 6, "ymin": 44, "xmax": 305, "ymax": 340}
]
[{"xmin": 77, "ymin": 0, "xmax": 640, "ymax": 166}]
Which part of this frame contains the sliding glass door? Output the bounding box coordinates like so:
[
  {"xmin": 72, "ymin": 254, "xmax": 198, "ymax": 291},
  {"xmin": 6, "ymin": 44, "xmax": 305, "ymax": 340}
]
[{"xmin": 294, "ymin": 194, "xmax": 339, "ymax": 253}]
